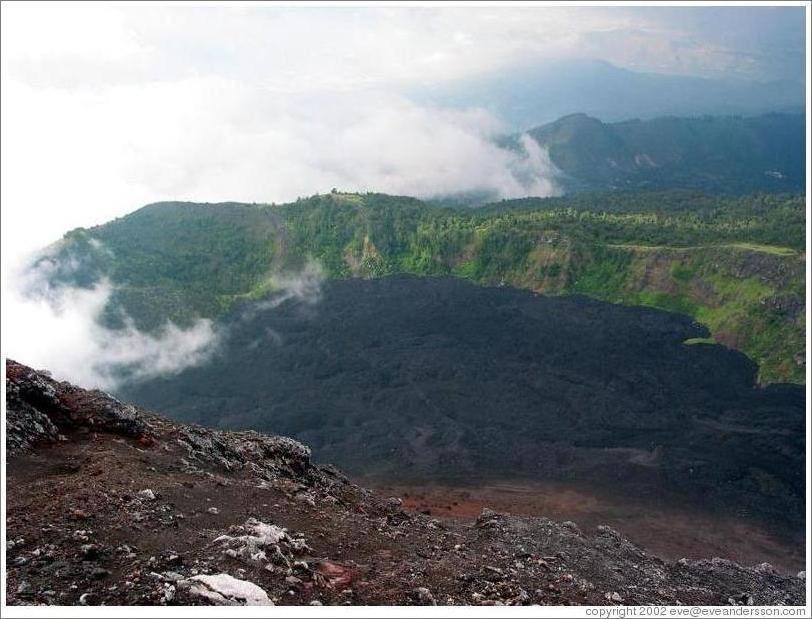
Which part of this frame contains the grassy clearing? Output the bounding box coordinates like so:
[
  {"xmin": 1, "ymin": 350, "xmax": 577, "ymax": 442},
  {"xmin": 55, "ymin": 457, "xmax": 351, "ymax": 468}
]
[
  {"xmin": 608, "ymin": 242, "xmax": 798, "ymax": 256},
  {"xmin": 684, "ymin": 337, "xmax": 717, "ymax": 346}
]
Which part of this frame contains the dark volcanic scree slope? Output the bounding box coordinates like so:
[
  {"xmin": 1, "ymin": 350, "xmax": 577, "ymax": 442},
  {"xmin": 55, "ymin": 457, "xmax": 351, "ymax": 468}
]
[{"xmin": 119, "ymin": 276, "xmax": 805, "ymax": 528}]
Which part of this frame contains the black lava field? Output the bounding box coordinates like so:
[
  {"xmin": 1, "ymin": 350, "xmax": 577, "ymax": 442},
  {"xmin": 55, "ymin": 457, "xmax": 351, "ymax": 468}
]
[{"xmin": 119, "ymin": 276, "xmax": 805, "ymax": 529}]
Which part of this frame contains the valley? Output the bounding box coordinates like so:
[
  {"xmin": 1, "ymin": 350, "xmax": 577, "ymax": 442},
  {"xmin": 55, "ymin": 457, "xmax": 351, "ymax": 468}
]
[
  {"xmin": 17, "ymin": 128, "xmax": 809, "ymax": 587},
  {"xmin": 45, "ymin": 190, "xmax": 805, "ymax": 384},
  {"xmin": 117, "ymin": 276, "xmax": 806, "ymax": 560},
  {"xmin": 29, "ymin": 189, "xmax": 806, "ymax": 576}
]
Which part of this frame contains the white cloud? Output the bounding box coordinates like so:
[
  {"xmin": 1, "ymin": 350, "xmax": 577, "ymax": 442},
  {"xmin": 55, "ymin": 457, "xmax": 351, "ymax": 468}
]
[
  {"xmin": 1, "ymin": 5, "xmax": 633, "ymax": 91},
  {"xmin": 242, "ymin": 259, "xmax": 326, "ymax": 322},
  {"xmin": 4, "ymin": 5, "xmax": 799, "ymax": 92},
  {"xmin": 3, "ymin": 247, "xmax": 329, "ymax": 390},
  {"xmin": 2, "ymin": 265, "xmax": 219, "ymax": 390},
  {"xmin": 262, "ymin": 260, "xmax": 325, "ymax": 309},
  {"xmin": 0, "ymin": 75, "xmax": 561, "ymax": 264}
]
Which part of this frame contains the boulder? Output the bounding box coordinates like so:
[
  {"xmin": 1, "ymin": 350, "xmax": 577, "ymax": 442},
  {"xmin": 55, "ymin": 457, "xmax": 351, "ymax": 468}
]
[{"xmin": 185, "ymin": 574, "xmax": 271, "ymax": 606}]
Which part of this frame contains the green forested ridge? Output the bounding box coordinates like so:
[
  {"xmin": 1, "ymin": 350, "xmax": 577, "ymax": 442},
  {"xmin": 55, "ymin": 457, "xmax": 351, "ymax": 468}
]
[
  {"xmin": 523, "ymin": 112, "xmax": 806, "ymax": 194},
  {"xmin": 49, "ymin": 190, "xmax": 806, "ymax": 384}
]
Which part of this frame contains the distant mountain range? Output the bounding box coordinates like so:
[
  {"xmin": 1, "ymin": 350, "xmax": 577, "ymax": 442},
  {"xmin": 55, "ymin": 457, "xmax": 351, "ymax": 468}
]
[
  {"xmin": 413, "ymin": 59, "xmax": 805, "ymax": 130},
  {"xmin": 519, "ymin": 112, "xmax": 805, "ymax": 194}
]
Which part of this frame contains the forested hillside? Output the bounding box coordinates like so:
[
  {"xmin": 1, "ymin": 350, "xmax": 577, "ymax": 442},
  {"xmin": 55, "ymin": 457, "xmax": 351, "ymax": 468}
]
[
  {"xmin": 522, "ymin": 112, "xmax": 805, "ymax": 194},
  {"xmin": 44, "ymin": 191, "xmax": 805, "ymax": 384}
]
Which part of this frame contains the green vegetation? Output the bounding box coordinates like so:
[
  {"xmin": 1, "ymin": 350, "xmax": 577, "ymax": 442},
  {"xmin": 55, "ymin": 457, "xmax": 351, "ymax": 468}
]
[
  {"xmin": 684, "ymin": 337, "xmax": 717, "ymax": 346},
  {"xmin": 47, "ymin": 190, "xmax": 806, "ymax": 384}
]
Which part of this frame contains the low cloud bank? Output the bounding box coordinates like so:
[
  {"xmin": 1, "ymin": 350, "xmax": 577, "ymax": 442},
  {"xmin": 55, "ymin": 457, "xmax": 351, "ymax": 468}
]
[
  {"xmin": 3, "ymin": 248, "xmax": 324, "ymax": 391},
  {"xmin": 2, "ymin": 78, "xmax": 562, "ymax": 265},
  {"xmin": 3, "ymin": 252, "xmax": 219, "ymax": 390},
  {"xmin": 105, "ymin": 82, "xmax": 562, "ymax": 206}
]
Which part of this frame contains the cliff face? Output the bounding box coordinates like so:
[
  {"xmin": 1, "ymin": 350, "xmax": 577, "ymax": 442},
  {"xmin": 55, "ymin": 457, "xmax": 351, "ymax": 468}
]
[{"xmin": 4, "ymin": 359, "xmax": 806, "ymax": 606}]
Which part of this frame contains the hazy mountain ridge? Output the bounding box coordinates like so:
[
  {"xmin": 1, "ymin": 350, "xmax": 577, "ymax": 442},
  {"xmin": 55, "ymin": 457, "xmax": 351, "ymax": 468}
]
[
  {"xmin": 519, "ymin": 112, "xmax": 805, "ymax": 194},
  {"xmin": 41, "ymin": 190, "xmax": 805, "ymax": 383},
  {"xmin": 413, "ymin": 59, "xmax": 805, "ymax": 130}
]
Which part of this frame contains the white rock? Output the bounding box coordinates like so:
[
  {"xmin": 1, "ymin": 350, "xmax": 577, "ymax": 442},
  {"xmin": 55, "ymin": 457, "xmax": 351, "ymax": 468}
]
[
  {"xmin": 213, "ymin": 518, "xmax": 300, "ymax": 564},
  {"xmin": 138, "ymin": 489, "xmax": 156, "ymax": 501},
  {"xmin": 798, "ymin": 571, "xmax": 806, "ymax": 580},
  {"xmin": 187, "ymin": 573, "xmax": 272, "ymax": 606},
  {"xmin": 207, "ymin": 507, "xmax": 220, "ymax": 515}
]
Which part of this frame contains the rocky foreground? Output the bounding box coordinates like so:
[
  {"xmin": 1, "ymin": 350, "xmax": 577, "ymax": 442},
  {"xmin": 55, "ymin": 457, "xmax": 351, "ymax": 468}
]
[{"xmin": 4, "ymin": 360, "xmax": 806, "ymax": 606}]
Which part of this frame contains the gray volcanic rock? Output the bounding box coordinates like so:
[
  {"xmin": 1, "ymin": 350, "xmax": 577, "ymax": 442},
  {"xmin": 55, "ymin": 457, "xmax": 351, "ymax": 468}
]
[{"xmin": 6, "ymin": 360, "xmax": 149, "ymax": 454}]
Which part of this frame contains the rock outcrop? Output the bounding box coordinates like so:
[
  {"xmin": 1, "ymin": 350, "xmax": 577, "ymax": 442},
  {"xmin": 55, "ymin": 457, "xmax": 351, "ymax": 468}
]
[
  {"xmin": 4, "ymin": 360, "xmax": 806, "ymax": 606},
  {"xmin": 6, "ymin": 361, "xmax": 149, "ymax": 455}
]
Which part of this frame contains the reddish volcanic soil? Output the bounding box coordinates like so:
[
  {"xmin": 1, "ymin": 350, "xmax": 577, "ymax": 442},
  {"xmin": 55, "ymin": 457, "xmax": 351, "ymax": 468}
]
[
  {"xmin": 369, "ymin": 480, "xmax": 806, "ymax": 574},
  {"xmin": 7, "ymin": 360, "xmax": 806, "ymax": 606}
]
